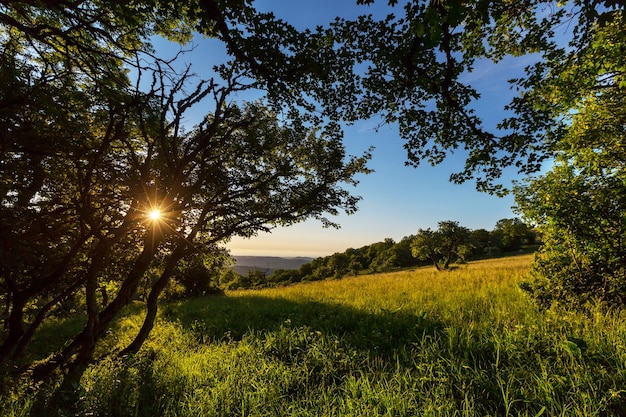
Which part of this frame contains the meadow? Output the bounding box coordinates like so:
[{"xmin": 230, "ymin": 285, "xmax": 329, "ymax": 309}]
[{"xmin": 3, "ymin": 254, "xmax": 626, "ymax": 416}]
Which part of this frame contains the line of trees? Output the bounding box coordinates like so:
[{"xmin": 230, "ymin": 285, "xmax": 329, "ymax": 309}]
[
  {"xmin": 248, "ymin": 218, "xmax": 535, "ymax": 287},
  {"xmin": 167, "ymin": 217, "xmax": 535, "ymax": 292}
]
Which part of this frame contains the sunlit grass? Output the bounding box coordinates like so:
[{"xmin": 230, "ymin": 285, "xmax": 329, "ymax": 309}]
[{"xmin": 3, "ymin": 254, "xmax": 626, "ymax": 416}]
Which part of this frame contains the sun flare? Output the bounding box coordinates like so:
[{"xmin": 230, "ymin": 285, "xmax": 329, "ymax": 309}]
[{"xmin": 148, "ymin": 208, "xmax": 162, "ymax": 221}]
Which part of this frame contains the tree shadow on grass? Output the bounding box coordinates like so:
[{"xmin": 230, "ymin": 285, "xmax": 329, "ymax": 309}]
[
  {"xmin": 163, "ymin": 293, "xmax": 445, "ymax": 357},
  {"xmin": 158, "ymin": 294, "xmax": 626, "ymax": 416},
  {"xmin": 157, "ymin": 294, "xmax": 513, "ymax": 413}
]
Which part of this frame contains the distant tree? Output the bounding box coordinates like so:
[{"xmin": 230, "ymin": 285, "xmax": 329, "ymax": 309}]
[
  {"xmin": 269, "ymin": 269, "xmax": 301, "ymax": 285},
  {"xmin": 343, "ymin": 248, "xmax": 364, "ymax": 275},
  {"xmin": 245, "ymin": 270, "xmax": 268, "ymax": 289},
  {"xmin": 411, "ymin": 221, "xmax": 470, "ymax": 270},
  {"xmin": 218, "ymin": 269, "xmax": 243, "ymax": 290},
  {"xmin": 394, "ymin": 235, "xmax": 419, "ymax": 268},
  {"xmin": 371, "ymin": 236, "xmax": 418, "ymax": 272},
  {"xmin": 348, "ymin": 259, "xmax": 364, "ymax": 276},
  {"xmin": 492, "ymin": 218, "xmax": 534, "ymax": 252},
  {"xmin": 298, "ymin": 262, "xmax": 313, "ymax": 280},
  {"xmin": 411, "ymin": 229, "xmax": 442, "ymax": 270},
  {"xmin": 173, "ymin": 251, "xmax": 230, "ymax": 298},
  {"xmin": 468, "ymin": 229, "xmax": 492, "ymax": 259},
  {"xmin": 365, "ymin": 239, "xmax": 396, "ymax": 272},
  {"xmin": 328, "ymin": 253, "xmax": 350, "ymax": 278}
]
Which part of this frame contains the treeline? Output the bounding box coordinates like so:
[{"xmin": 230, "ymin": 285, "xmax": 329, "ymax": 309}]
[{"xmin": 206, "ymin": 218, "xmax": 536, "ymax": 291}]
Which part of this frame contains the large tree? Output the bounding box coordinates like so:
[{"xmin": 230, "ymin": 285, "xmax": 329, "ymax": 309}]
[
  {"xmin": 0, "ymin": 0, "xmax": 370, "ymax": 381},
  {"xmin": 514, "ymin": 13, "xmax": 626, "ymax": 308},
  {"xmin": 304, "ymin": 0, "xmax": 623, "ymax": 193}
]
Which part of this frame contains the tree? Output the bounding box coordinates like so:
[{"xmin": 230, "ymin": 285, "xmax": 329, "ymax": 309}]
[
  {"xmin": 328, "ymin": 253, "xmax": 350, "ymax": 278},
  {"xmin": 411, "ymin": 221, "xmax": 470, "ymax": 270},
  {"xmin": 514, "ymin": 101, "xmax": 626, "ymax": 307},
  {"xmin": 514, "ymin": 14, "xmax": 626, "ymax": 308},
  {"xmin": 0, "ymin": 2, "xmax": 371, "ymax": 383},
  {"xmin": 173, "ymin": 251, "xmax": 231, "ymax": 298},
  {"xmin": 317, "ymin": 0, "xmax": 623, "ymax": 194},
  {"xmin": 467, "ymin": 228, "xmax": 492, "ymax": 259},
  {"xmin": 492, "ymin": 218, "xmax": 534, "ymax": 252}
]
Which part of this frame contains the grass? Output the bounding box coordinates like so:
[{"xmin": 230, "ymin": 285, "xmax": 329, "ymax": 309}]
[{"xmin": 2, "ymin": 255, "xmax": 626, "ymax": 416}]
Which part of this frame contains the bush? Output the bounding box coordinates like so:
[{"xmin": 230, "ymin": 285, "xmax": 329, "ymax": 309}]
[{"xmin": 172, "ymin": 255, "xmax": 227, "ymax": 299}]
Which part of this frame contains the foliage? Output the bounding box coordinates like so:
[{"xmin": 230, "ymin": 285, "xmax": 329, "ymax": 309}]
[
  {"xmin": 0, "ymin": 0, "xmax": 371, "ymax": 381},
  {"xmin": 515, "ymin": 148, "xmax": 626, "ymax": 309},
  {"xmin": 2, "ymin": 0, "xmax": 624, "ymax": 393},
  {"xmin": 514, "ymin": 14, "xmax": 626, "ymax": 309},
  {"xmin": 176, "ymin": 0, "xmax": 622, "ymax": 193},
  {"xmin": 3, "ymin": 255, "xmax": 626, "ymax": 416},
  {"xmin": 411, "ymin": 221, "xmax": 471, "ymax": 270},
  {"xmin": 258, "ymin": 218, "xmax": 532, "ymax": 285},
  {"xmin": 320, "ymin": 0, "xmax": 622, "ymax": 193},
  {"xmin": 170, "ymin": 252, "xmax": 230, "ymax": 299},
  {"xmin": 492, "ymin": 218, "xmax": 535, "ymax": 252}
]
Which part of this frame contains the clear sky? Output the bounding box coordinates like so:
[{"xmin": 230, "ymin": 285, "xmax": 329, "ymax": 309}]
[{"xmin": 159, "ymin": 1, "xmax": 540, "ymax": 258}]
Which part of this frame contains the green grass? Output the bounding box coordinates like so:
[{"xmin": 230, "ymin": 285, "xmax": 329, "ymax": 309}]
[{"xmin": 3, "ymin": 255, "xmax": 626, "ymax": 416}]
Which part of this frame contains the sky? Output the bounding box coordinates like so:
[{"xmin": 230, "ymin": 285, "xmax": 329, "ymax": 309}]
[{"xmin": 157, "ymin": 1, "xmax": 541, "ymax": 258}]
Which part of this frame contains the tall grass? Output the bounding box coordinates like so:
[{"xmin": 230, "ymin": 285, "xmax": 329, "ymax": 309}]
[{"xmin": 3, "ymin": 255, "xmax": 626, "ymax": 416}]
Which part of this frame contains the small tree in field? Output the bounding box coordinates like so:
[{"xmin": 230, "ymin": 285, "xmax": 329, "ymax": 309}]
[{"xmin": 411, "ymin": 221, "xmax": 470, "ymax": 270}]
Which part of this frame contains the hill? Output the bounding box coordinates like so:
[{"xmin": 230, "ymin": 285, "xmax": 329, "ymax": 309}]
[{"xmin": 232, "ymin": 255, "xmax": 314, "ymax": 276}]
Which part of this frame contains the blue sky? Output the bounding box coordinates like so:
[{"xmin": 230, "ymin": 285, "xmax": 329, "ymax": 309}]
[{"xmin": 157, "ymin": 1, "xmax": 540, "ymax": 257}]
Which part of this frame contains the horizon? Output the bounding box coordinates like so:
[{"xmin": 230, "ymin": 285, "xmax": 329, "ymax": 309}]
[{"xmin": 228, "ymin": 212, "xmax": 522, "ymax": 259}]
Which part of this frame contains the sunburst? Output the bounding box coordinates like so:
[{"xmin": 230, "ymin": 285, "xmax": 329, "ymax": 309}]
[{"xmin": 147, "ymin": 208, "xmax": 162, "ymax": 221}]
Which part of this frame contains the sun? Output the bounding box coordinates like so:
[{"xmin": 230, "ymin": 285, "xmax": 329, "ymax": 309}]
[{"xmin": 147, "ymin": 208, "xmax": 162, "ymax": 221}]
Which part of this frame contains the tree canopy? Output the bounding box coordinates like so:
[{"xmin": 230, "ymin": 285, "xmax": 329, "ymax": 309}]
[
  {"xmin": 0, "ymin": 0, "xmax": 371, "ymax": 380},
  {"xmin": 411, "ymin": 221, "xmax": 471, "ymax": 270}
]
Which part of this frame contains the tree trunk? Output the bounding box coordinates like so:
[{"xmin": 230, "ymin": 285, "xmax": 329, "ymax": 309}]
[
  {"xmin": 120, "ymin": 246, "xmax": 186, "ymax": 355},
  {"xmin": 0, "ymin": 236, "xmax": 89, "ymax": 366},
  {"xmin": 30, "ymin": 233, "xmax": 161, "ymax": 383},
  {"xmin": 11, "ymin": 279, "xmax": 82, "ymax": 362},
  {"xmin": 430, "ymin": 253, "xmax": 441, "ymax": 271},
  {"xmin": 0, "ymin": 292, "xmax": 26, "ymax": 365}
]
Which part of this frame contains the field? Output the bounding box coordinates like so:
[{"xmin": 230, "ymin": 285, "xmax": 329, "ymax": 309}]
[{"xmin": 3, "ymin": 255, "xmax": 626, "ymax": 416}]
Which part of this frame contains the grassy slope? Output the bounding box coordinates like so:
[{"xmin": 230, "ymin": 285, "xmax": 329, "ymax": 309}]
[{"xmin": 4, "ymin": 255, "xmax": 626, "ymax": 416}]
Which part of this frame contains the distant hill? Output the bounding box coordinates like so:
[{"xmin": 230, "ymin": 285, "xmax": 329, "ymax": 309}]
[{"xmin": 233, "ymin": 256, "xmax": 314, "ymax": 276}]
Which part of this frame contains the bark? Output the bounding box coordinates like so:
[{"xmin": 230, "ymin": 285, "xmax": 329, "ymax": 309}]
[
  {"xmin": 30, "ymin": 232, "xmax": 161, "ymax": 382},
  {"xmin": 121, "ymin": 207, "xmax": 210, "ymax": 355},
  {"xmin": 11, "ymin": 279, "xmax": 82, "ymax": 362},
  {"xmin": 430, "ymin": 253, "xmax": 441, "ymax": 271},
  {"xmin": 0, "ymin": 292, "xmax": 26, "ymax": 364},
  {"xmin": 0, "ymin": 235, "xmax": 89, "ymax": 365},
  {"xmin": 120, "ymin": 248, "xmax": 183, "ymax": 355}
]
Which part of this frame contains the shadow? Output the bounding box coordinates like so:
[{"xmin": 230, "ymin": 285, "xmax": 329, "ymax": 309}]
[
  {"xmin": 162, "ymin": 293, "xmax": 446, "ymax": 357},
  {"xmin": 156, "ymin": 294, "xmax": 511, "ymax": 412}
]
